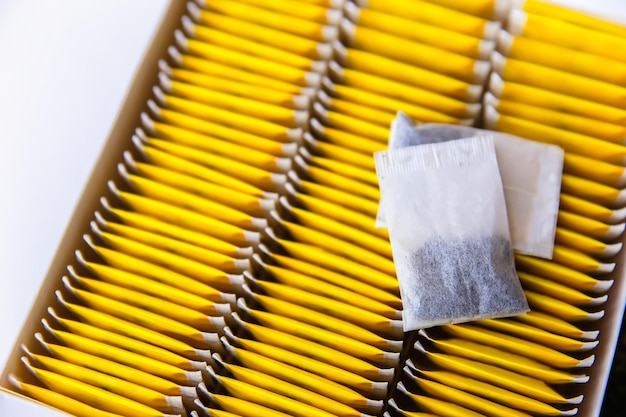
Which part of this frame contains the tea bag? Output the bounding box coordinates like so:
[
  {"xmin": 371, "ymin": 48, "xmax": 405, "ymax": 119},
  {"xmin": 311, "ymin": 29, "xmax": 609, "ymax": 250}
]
[
  {"xmin": 377, "ymin": 112, "xmax": 564, "ymax": 260},
  {"xmin": 374, "ymin": 136, "xmax": 529, "ymax": 331}
]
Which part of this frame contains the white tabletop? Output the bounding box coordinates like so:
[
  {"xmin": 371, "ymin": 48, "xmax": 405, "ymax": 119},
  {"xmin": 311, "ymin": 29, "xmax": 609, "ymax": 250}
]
[
  {"xmin": 0, "ymin": 0, "xmax": 625, "ymax": 415},
  {"xmin": 0, "ymin": 0, "xmax": 169, "ymax": 372}
]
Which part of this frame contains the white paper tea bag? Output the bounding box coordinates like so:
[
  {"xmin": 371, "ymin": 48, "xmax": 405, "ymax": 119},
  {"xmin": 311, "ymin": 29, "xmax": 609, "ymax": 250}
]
[
  {"xmin": 375, "ymin": 136, "xmax": 529, "ymax": 331},
  {"xmin": 377, "ymin": 112, "xmax": 564, "ymax": 259}
]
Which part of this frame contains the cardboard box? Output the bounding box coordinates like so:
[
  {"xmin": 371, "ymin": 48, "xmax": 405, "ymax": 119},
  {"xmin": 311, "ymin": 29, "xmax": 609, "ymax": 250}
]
[{"xmin": 1, "ymin": 0, "xmax": 625, "ymax": 416}]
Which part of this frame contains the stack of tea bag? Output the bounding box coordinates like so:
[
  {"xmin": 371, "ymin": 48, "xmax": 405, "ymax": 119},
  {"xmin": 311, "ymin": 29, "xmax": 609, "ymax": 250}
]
[
  {"xmin": 6, "ymin": 0, "xmax": 626, "ymax": 416},
  {"xmin": 379, "ymin": 113, "xmax": 611, "ymax": 416}
]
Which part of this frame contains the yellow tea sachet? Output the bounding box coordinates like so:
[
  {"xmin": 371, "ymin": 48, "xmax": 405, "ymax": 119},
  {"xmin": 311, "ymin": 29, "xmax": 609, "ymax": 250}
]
[
  {"xmin": 562, "ymin": 153, "xmax": 626, "ymax": 189},
  {"xmin": 524, "ymin": 290, "xmax": 605, "ymax": 323},
  {"xmin": 410, "ymin": 368, "xmax": 574, "ymax": 417},
  {"xmin": 329, "ymin": 60, "xmax": 480, "ymax": 117},
  {"xmin": 286, "ymin": 183, "xmax": 387, "ymax": 239},
  {"xmin": 288, "ymin": 171, "xmax": 380, "ymax": 217},
  {"xmin": 188, "ymin": 5, "xmax": 333, "ymax": 60},
  {"xmin": 159, "ymin": 61, "xmax": 310, "ymax": 111},
  {"xmin": 200, "ymin": 0, "xmax": 338, "ymax": 42},
  {"xmin": 233, "ymin": 314, "xmax": 394, "ymax": 381},
  {"xmin": 322, "ymin": 80, "xmax": 467, "ymax": 128},
  {"xmin": 224, "ymin": 328, "xmax": 389, "ymax": 396},
  {"xmin": 140, "ymin": 135, "xmax": 287, "ymax": 191},
  {"xmin": 408, "ymin": 373, "xmax": 533, "ymax": 417},
  {"xmin": 218, "ymin": 0, "xmax": 342, "ymax": 22},
  {"xmin": 341, "ymin": 18, "xmax": 491, "ymax": 83},
  {"xmin": 169, "ymin": 47, "xmax": 308, "ymax": 93},
  {"xmin": 244, "ymin": 288, "xmax": 402, "ymax": 350},
  {"xmin": 161, "ymin": 62, "xmax": 310, "ymax": 110},
  {"xmin": 420, "ymin": 0, "xmax": 509, "ymax": 20},
  {"xmin": 263, "ymin": 249, "xmax": 402, "ymax": 310},
  {"xmin": 119, "ymin": 157, "xmax": 275, "ymax": 218},
  {"xmin": 557, "ymin": 210, "xmax": 625, "ymax": 241},
  {"xmin": 344, "ymin": 2, "xmax": 495, "ymax": 59},
  {"xmin": 303, "ymin": 132, "xmax": 375, "ymax": 171},
  {"xmin": 507, "ymin": 9, "xmax": 626, "ymax": 63},
  {"xmin": 422, "ymin": 333, "xmax": 588, "ymax": 384},
  {"xmin": 61, "ymin": 283, "xmax": 221, "ymax": 348},
  {"xmin": 329, "ymin": 42, "xmax": 483, "ymax": 103},
  {"xmin": 313, "ymin": 102, "xmax": 389, "ymax": 142},
  {"xmin": 477, "ymin": 318, "xmax": 599, "ymax": 352},
  {"xmin": 211, "ymin": 354, "xmax": 367, "ymax": 417},
  {"xmin": 299, "ymin": 147, "xmax": 378, "ymax": 186},
  {"xmin": 207, "ymin": 369, "xmax": 337, "ymax": 417},
  {"xmin": 68, "ymin": 274, "xmax": 227, "ymax": 331},
  {"xmin": 76, "ymin": 260, "xmax": 231, "ymax": 316},
  {"xmin": 412, "ymin": 341, "xmax": 584, "ymax": 403},
  {"xmin": 9, "ymin": 375, "xmax": 126, "ymax": 417},
  {"xmin": 485, "ymin": 92, "xmax": 626, "ymax": 145},
  {"xmin": 22, "ymin": 347, "xmax": 185, "ymax": 415},
  {"xmin": 561, "ymin": 174, "xmax": 626, "ymax": 208},
  {"xmin": 104, "ymin": 205, "xmax": 251, "ymax": 258},
  {"xmin": 441, "ymin": 324, "xmax": 593, "ymax": 369},
  {"xmin": 310, "ymin": 117, "xmax": 385, "ymax": 155},
  {"xmin": 247, "ymin": 274, "xmax": 402, "ymax": 338},
  {"xmin": 517, "ymin": 271, "xmax": 609, "ymax": 307},
  {"xmin": 270, "ymin": 231, "xmax": 399, "ymax": 293},
  {"xmin": 197, "ymin": 387, "xmax": 292, "ymax": 417},
  {"xmin": 55, "ymin": 292, "xmax": 217, "ymax": 360},
  {"xmin": 497, "ymin": 31, "xmax": 626, "ymax": 86},
  {"xmin": 278, "ymin": 197, "xmax": 392, "ymax": 258},
  {"xmin": 551, "ymin": 244, "xmax": 615, "ymax": 274},
  {"xmin": 485, "ymin": 106, "xmax": 626, "ymax": 165},
  {"xmin": 183, "ymin": 19, "xmax": 324, "ymax": 72},
  {"xmin": 515, "ymin": 0, "xmax": 626, "ymax": 37},
  {"xmin": 96, "ymin": 214, "xmax": 249, "ymax": 273},
  {"xmin": 515, "ymin": 253, "xmax": 612, "ymax": 293},
  {"xmin": 221, "ymin": 340, "xmax": 383, "ymax": 413},
  {"xmin": 153, "ymin": 91, "xmax": 301, "ymax": 143},
  {"xmin": 90, "ymin": 225, "xmax": 245, "ymax": 293},
  {"xmin": 157, "ymin": 79, "xmax": 308, "ymax": 129},
  {"xmin": 134, "ymin": 136, "xmax": 271, "ymax": 197},
  {"xmin": 353, "ymin": 0, "xmax": 501, "ymax": 40},
  {"xmin": 491, "ymin": 52, "xmax": 626, "ymax": 109},
  {"xmin": 176, "ymin": 32, "xmax": 322, "ymax": 88},
  {"xmin": 46, "ymin": 313, "xmax": 206, "ymax": 376},
  {"xmin": 316, "ymin": 90, "xmax": 400, "ymax": 127},
  {"xmin": 273, "ymin": 213, "xmax": 395, "ymax": 275},
  {"xmin": 395, "ymin": 382, "xmax": 487, "ymax": 417},
  {"xmin": 119, "ymin": 167, "xmax": 267, "ymax": 231},
  {"xmin": 294, "ymin": 156, "xmax": 380, "ymax": 201},
  {"xmin": 554, "ymin": 227, "xmax": 622, "ymax": 258},
  {"xmin": 83, "ymin": 242, "xmax": 236, "ymax": 304},
  {"xmin": 21, "ymin": 357, "xmax": 179, "ymax": 417},
  {"xmin": 109, "ymin": 184, "xmax": 259, "ymax": 247},
  {"xmin": 237, "ymin": 298, "xmax": 400, "ymax": 366},
  {"xmin": 489, "ymin": 72, "xmax": 626, "ymax": 126},
  {"xmin": 559, "ymin": 194, "xmax": 626, "ymax": 224},
  {"xmin": 36, "ymin": 338, "xmax": 196, "ymax": 398},
  {"xmin": 516, "ymin": 310, "xmax": 599, "ymax": 341}
]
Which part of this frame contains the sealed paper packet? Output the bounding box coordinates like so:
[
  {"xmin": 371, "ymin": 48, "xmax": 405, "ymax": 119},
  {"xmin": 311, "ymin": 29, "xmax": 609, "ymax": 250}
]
[
  {"xmin": 378, "ymin": 111, "xmax": 564, "ymax": 260},
  {"xmin": 375, "ymin": 136, "xmax": 529, "ymax": 331}
]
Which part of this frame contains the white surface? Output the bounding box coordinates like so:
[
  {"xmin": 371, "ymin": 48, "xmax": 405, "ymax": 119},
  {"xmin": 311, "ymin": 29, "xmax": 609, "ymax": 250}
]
[
  {"xmin": 544, "ymin": 0, "xmax": 626, "ymax": 25},
  {"xmin": 0, "ymin": 0, "xmax": 169, "ymax": 376},
  {"xmin": 0, "ymin": 390, "xmax": 68, "ymax": 417}
]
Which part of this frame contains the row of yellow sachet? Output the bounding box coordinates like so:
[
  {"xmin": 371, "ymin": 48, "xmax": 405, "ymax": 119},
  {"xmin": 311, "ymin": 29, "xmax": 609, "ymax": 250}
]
[
  {"xmin": 319, "ymin": 1, "xmax": 621, "ymax": 416},
  {"xmin": 7, "ymin": 0, "xmax": 626, "ymax": 416},
  {"xmin": 8, "ymin": 0, "xmax": 401, "ymax": 416}
]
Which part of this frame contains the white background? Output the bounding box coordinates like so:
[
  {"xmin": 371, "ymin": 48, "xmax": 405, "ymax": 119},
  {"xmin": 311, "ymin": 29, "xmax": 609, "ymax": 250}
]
[
  {"xmin": 0, "ymin": 0, "xmax": 168, "ymax": 380},
  {"xmin": 0, "ymin": 0, "xmax": 624, "ymax": 414}
]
